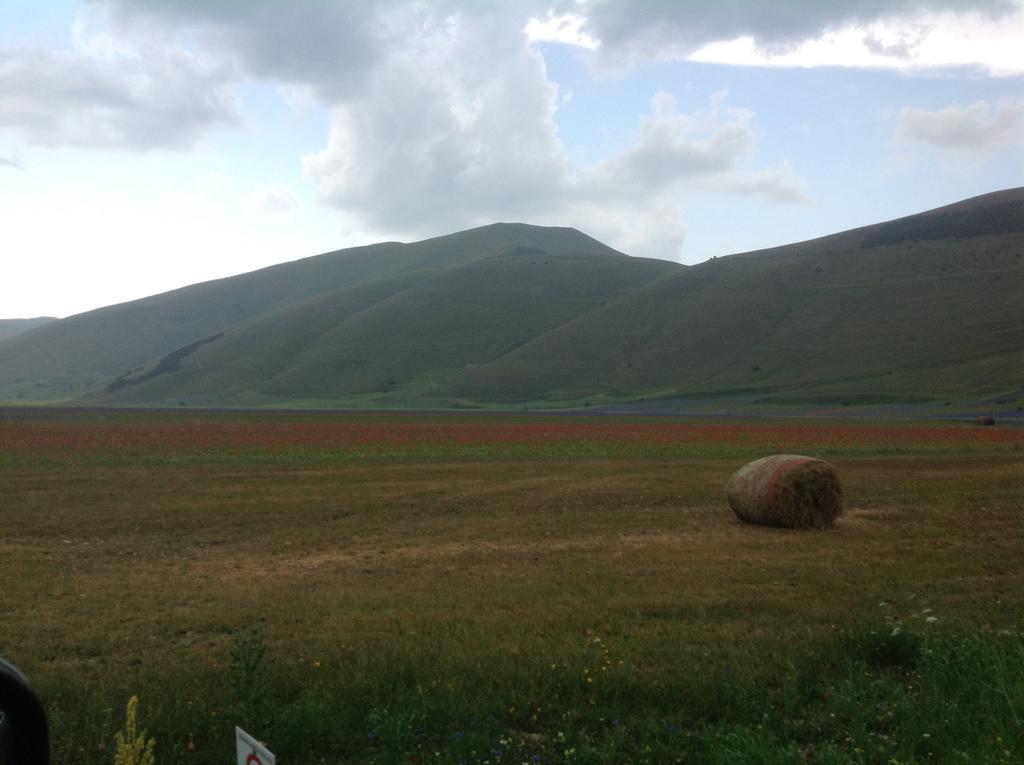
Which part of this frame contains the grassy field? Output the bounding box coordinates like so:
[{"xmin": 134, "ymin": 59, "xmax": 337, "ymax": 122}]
[{"xmin": 1, "ymin": 409, "xmax": 1022, "ymax": 764}]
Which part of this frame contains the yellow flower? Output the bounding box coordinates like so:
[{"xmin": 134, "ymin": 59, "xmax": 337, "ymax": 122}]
[{"xmin": 113, "ymin": 696, "xmax": 155, "ymax": 765}]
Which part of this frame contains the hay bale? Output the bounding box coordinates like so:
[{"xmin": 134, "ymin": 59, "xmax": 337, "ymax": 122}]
[{"xmin": 726, "ymin": 454, "xmax": 844, "ymax": 529}]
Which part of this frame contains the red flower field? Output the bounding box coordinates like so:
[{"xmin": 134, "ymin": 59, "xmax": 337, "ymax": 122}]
[{"xmin": 1, "ymin": 410, "xmax": 1021, "ymax": 460}]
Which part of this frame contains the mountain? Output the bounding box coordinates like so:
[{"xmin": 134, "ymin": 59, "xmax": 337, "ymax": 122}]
[
  {"xmin": 0, "ymin": 224, "xmax": 677, "ymax": 404},
  {"xmin": 454, "ymin": 188, "xmax": 1024, "ymax": 406},
  {"xmin": 1, "ymin": 189, "xmax": 1022, "ymax": 409},
  {"xmin": 0, "ymin": 317, "xmax": 56, "ymax": 343}
]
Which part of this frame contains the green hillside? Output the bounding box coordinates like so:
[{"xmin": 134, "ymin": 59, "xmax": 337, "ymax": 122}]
[
  {"xmin": 0, "ymin": 317, "xmax": 56, "ymax": 343},
  {"xmin": 3, "ymin": 189, "xmax": 1022, "ymax": 409},
  {"xmin": 0, "ymin": 241, "xmax": 408, "ymax": 401},
  {"xmin": 96, "ymin": 246, "xmax": 677, "ymax": 406},
  {"xmin": 454, "ymin": 188, "xmax": 1024, "ymax": 406},
  {"xmin": 0, "ymin": 223, "xmax": 643, "ymax": 402}
]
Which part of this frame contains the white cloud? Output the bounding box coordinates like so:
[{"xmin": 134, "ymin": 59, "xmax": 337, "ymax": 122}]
[
  {"xmin": 299, "ymin": 14, "xmax": 803, "ymax": 261},
  {"xmin": 0, "ymin": 156, "xmax": 22, "ymax": 170},
  {"xmin": 248, "ymin": 183, "xmax": 298, "ymax": 213},
  {"xmin": 711, "ymin": 164, "xmax": 808, "ymax": 204},
  {"xmin": 524, "ymin": 12, "xmax": 599, "ymax": 50},
  {"xmin": 103, "ymin": 0, "xmax": 402, "ymax": 102},
  {"xmin": 8, "ymin": 2, "xmax": 807, "ymax": 265},
  {"xmin": 686, "ymin": 10, "xmax": 1024, "ymax": 75},
  {"xmin": 302, "ymin": 9, "xmax": 568, "ymax": 238},
  {"xmin": 590, "ymin": 91, "xmax": 758, "ymax": 193},
  {"xmin": 896, "ymin": 99, "xmax": 1024, "ymax": 151},
  {"xmin": 563, "ymin": 199, "xmax": 689, "ymax": 262},
  {"xmin": 0, "ymin": 16, "xmax": 238, "ymax": 150},
  {"xmin": 579, "ymin": 1, "xmax": 1024, "ymax": 75},
  {"xmin": 277, "ymin": 84, "xmax": 317, "ymax": 112},
  {"xmin": 896, "ymin": 7, "xmax": 1024, "ymax": 75}
]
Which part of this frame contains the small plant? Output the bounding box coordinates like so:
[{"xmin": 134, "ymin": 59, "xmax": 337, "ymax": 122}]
[
  {"xmin": 366, "ymin": 703, "xmax": 425, "ymax": 759},
  {"xmin": 230, "ymin": 626, "xmax": 269, "ymax": 726},
  {"xmin": 113, "ymin": 696, "xmax": 155, "ymax": 765},
  {"xmin": 859, "ymin": 629, "xmax": 922, "ymax": 671}
]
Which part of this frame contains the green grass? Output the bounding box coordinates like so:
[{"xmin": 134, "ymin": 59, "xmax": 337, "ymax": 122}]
[
  {"xmin": 39, "ymin": 625, "xmax": 1024, "ymax": 764},
  {"xmin": 1, "ymin": 412, "xmax": 1022, "ymax": 763}
]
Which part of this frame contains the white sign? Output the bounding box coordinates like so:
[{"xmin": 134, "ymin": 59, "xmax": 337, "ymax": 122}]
[{"xmin": 236, "ymin": 726, "xmax": 275, "ymax": 765}]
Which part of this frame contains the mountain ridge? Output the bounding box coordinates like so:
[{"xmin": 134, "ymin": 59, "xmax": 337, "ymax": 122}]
[
  {"xmin": 0, "ymin": 317, "xmax": 57, "ymax": 343},
  {"xmin": 454, "ymin": 188, "xmax": 1024, "ymax": 406},
  {"xmin": 2, "ymin": 189, "xmax": 1022, "ymax": 409},
  {"xmin": 0, "ymin": 223, "xmax": 673, "ymax": 403}
]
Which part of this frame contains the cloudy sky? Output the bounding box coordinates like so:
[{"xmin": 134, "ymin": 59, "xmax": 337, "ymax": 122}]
[{"xmin": 2, "ymin": 0, "xmax": 1022, "ymax": 318}]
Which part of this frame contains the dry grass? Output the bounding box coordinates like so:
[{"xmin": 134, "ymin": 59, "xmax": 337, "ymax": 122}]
[
  {"xmin": 2, "ymin": 453, "xmax": 1022, "ymax": 690},
  {"xmin": 0, "ymin": 430, "xmax": 1022, "ymax": 764}
]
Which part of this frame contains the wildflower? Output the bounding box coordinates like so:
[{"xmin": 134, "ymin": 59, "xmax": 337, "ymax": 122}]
[{"xmin": 113, "ymin": 696, "xmax": 155, "ymax": 765}]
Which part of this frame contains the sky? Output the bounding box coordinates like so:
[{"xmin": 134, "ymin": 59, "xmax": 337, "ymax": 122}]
[{"xmin": 1, "ymin": 0, "xmax": 1022, "ymax": 319}]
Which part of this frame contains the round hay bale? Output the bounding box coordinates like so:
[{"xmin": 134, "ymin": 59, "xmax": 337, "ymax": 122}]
[{"xmin": 726, "ymin": 454, "xmax": 844, "ymax": 529}]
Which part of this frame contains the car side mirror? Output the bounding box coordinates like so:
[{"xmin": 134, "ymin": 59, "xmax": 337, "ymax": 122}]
[{"xmin": 0, "ymin": 659, "xmax": 49, "ymax": 765}]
